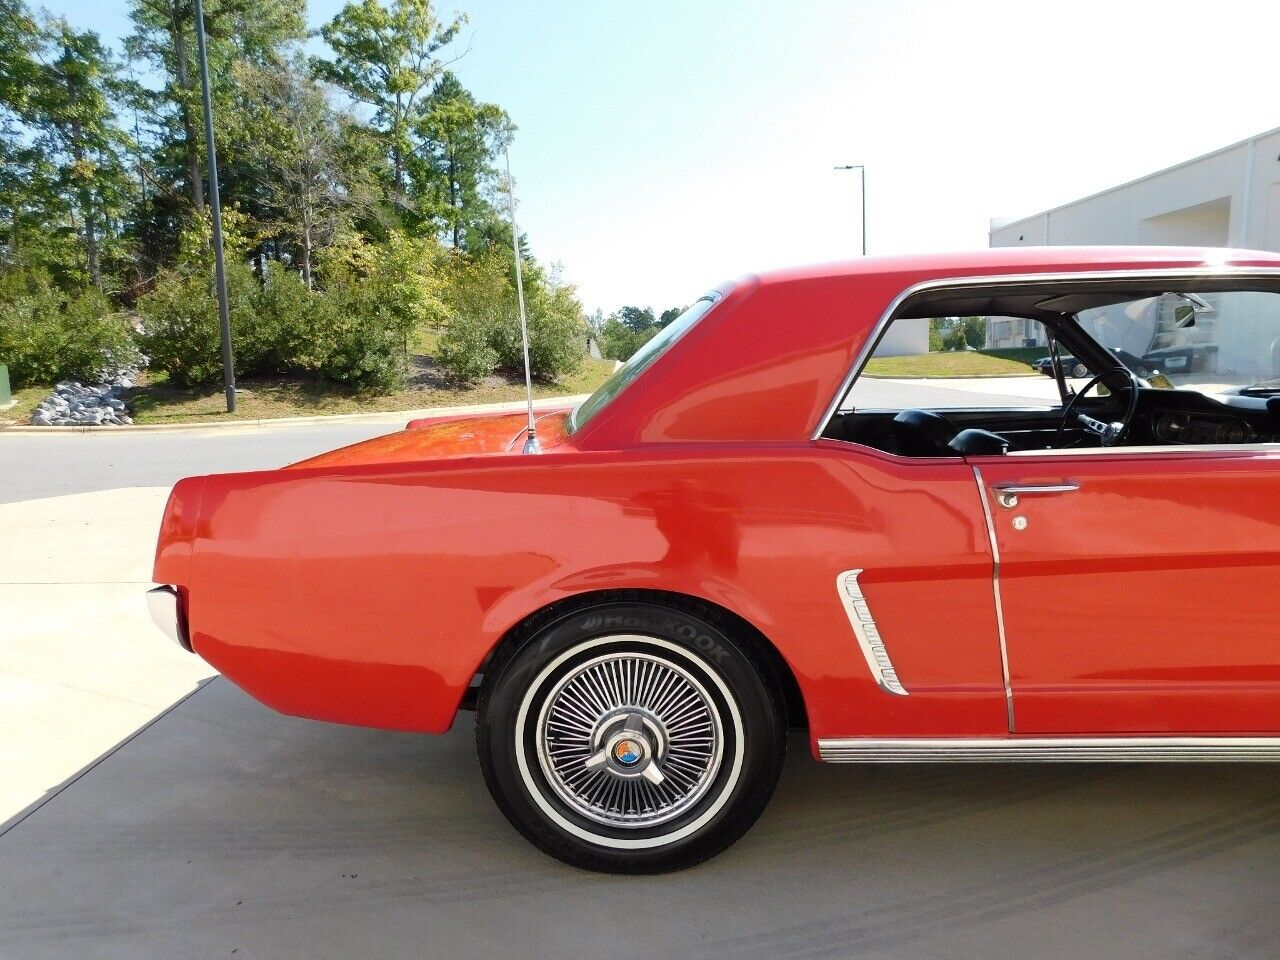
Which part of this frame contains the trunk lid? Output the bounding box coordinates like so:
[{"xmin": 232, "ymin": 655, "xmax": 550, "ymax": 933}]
[{"xmin": 285, "ymin": 409, "xmax": 572, "ymax": 470}]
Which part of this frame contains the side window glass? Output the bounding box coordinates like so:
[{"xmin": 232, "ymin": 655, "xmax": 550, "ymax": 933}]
[{"xmin": 843, "ymin": 315, "xmax": 1061, "ymax": 411}]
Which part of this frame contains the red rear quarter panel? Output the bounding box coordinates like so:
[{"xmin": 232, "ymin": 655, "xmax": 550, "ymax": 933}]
[
  {"xmin": 169, "ymin": 247, "xmax": 1280, "ymax": 744},
  {"xmin": 154, "ymin": 476, "xmax": 206, "ymax": 586},
  {"xmin": 184, "ymin": 445, "xmax": 998, "ymax": 739}
]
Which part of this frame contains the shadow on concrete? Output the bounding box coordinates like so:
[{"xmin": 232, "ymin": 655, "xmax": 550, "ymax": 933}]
[
  {"xmin": 0, "ymin": 678, "xmax": 214, "ymax": 838},
  {"xmin": 2, "ymin": 678, "xmax": 1278, "ymax": 960}
]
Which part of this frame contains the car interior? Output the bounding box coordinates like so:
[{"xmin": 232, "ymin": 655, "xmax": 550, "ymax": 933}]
[{"xmin": 821, "ymin": 279, "xmax": 1280, "ymax": 457}]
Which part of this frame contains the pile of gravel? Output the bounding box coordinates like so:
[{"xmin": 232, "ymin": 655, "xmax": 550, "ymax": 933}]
[{"xmin": 31, "ymin": 374, "xmax": 135, "ymax": 426}]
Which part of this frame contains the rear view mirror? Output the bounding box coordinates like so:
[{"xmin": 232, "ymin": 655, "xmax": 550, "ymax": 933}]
[{"xmin": 1163, "ymin": 292, "xmax": 1214, "ymax": 328}]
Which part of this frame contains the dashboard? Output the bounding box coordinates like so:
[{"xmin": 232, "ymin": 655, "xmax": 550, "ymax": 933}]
[
  {"xmin": 1152, "ymin": 410, "xmax": 1255, "ymax": 445},
  {"xmin": 1137, "ymin": 388, "xmax": 1280, "ymax": 446}
]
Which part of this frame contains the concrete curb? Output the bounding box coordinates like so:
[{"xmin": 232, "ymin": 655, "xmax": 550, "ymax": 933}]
[{"xmin": 1, "ymin": 394, "xmax": 588, "ymax": 435}]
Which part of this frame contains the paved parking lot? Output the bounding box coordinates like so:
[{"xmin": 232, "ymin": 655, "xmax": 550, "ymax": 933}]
[{"xmin": 3, "ymin": 386, "xmax": 1279, "ymax": 959}]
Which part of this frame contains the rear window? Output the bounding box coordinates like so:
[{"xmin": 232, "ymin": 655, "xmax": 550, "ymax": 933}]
[{"xmin": 569, "ymin": 295, "xmax": 719, "ymax": 432}]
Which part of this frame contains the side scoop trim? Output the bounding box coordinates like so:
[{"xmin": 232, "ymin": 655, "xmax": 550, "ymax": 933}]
[{"xmin": 836, "ymin": 569, "xmax": 908, "ymax": 696}]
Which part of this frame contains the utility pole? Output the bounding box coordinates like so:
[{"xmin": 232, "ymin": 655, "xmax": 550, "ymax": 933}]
[
  {"xmin": 834, "ymin": 164, "xmax": 867, "ymax": 256},
  {"xmin": 193, "ymin": 0, "xmax": 235, "ymax": 412}
]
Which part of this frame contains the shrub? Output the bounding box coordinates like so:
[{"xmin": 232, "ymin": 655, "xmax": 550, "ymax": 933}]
[
  {"xmin": 0, "ymin": 270, "xmax": 140, "ymax": 387},
  {"xmin": 254, "ymin": 263, "xmax": 317, "ymax": 371},
  {"xmin": 599, "ymin": 317, "xmax": 657, "ymax": 362},
  {"xmin": 139, "ymin": 213, "xmax": 320, "ymax": 388},
  {"xmin": 137, "ymin": 261, "xmax": 262, "ymax": 387},
  {"xmin": 306, "ymin": 236, "xmax": 425, "ymax": 391},
  {"xmin": 491, "ymin": 278, "xmax": 587, "ymax": 382},
  {"xmin": 437, "ymin": 309, "xmax": 497, "ymax": 383},
  {"xmin": 437, "ymin": 255, "xmax": 507, "ymax": 384},
  {"xmin": 139, "ymin": 243, "xmax": 423, "ymax": 392},
  {"xmin": 311, "ymin": 281, "xmax": 414, "ymax": 390},
  {"xmin": 437, "ymin": 253, "xmax": 586, "ymax": 384}
]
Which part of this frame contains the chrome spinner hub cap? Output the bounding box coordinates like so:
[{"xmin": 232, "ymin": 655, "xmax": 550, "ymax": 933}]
[{"xmin": 536, "ymin": 650, "xmax": 724, "ymax": 829}]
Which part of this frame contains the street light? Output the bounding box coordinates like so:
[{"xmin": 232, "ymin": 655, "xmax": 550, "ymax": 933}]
[{"xmin": 834, "ymin": 164, "xmax": 866, "ymax": 256}]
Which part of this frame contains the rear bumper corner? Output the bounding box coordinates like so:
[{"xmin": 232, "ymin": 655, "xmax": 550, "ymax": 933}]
[{"xmin": 147, "ymin": 585, "xmax": 191, "ymax": 652}]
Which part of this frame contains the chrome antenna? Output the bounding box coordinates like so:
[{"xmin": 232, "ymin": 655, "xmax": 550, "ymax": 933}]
[{"xmin": 504, "ymin": 145, "xmax": 540, "ymax": 454}]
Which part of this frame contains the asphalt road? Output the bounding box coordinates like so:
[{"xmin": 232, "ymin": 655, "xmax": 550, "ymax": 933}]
[
  {"xmin": 3, "ymin": 383, "xmax": 1278, "ymax": 959},
  {"xmin": 0, "ymin": 421, "xmax": 395, "ymax": 504},
  {"xmin": 0, "ymin": 376, "xmax": 1057, "ymax": 504}
]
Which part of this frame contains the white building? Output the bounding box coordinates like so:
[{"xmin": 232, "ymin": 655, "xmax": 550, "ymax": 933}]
[
  {"xmin": 877, "ymin": 316, "xmax": 930, "ymax": 356},
  {"xmin": 991, "ymin": 126, "xmax": 1280, "ymax": 252},
  {"xmin": 987, "ymin": 127, "xmax": 1280, "ymax": 377}
]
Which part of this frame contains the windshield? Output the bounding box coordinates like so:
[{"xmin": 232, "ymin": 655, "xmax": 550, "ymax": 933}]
[
  {"xmin": 1075, "ymin": 289, "xmax": 1280, "ymax": 396},
  {"xmin": 569, "ymin": 295, "xmax": 719, "ymax": 432}
]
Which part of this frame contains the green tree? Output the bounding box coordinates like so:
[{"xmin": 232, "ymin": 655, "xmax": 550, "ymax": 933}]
[
  {"xmin": 936, "ymin": 316, "xmax": 987, "ymax": 351},
  {"xmin": 125, "ymin": 0, "xmax": 305, "ymax": 259},
  {"xmin": 414, "ymin": 71, "xmax": 507, "ymax": 247},
  {"xmin": 240, "ymin": 57, "xmax": 366, "ymax": 288},
  {"xmin": 599, "ymin": 316, "xmax": 656, "ymax": 361},
  {"xmin": 928, "ymin": 318, "xmax": 945, "ymax": 352},
  {"xmin": 0, "ymin": 0, "xmax": 587, "ymax": 404},
  {"xmin": 31, "ymin": 19, "xmax": 134, "ymax": 290},
  {"xmin": 315, "ymin": 0, "xmax": 464, "ymax": 210},
  {"xmin": 616, "ymin": 305, "xmax": 656, "ymax": 332},
  {"xmin": 0, "ymin": 0, "xmax": 49, "ymax": 270},
  {"xmin": 0, "ymin": 8, "xmax": 135, "ymax": 291},
  {"xmin": 658, "ymin": 305, "xmax": 685, "ymax": 327},
  {"xmin": 961, "ymin": 316, "xmax": 986, "ymax": 349}
]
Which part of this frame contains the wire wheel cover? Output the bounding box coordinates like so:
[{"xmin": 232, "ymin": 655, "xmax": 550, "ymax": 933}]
[{"xmin": 535, "ymin": 650, "xmax": 725, "ymax": 829}]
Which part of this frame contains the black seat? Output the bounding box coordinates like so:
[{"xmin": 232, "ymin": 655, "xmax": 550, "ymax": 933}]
[
  {"xmin": 891, "ymin": 409, "xmax": 960, "ymax": 457},
  {"xmin": 948, "ymin": 428, "xmax": 1010, "ymax": 456}
]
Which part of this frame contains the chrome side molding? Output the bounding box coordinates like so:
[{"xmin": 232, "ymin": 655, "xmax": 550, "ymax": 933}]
[
  {"xmin": 817, "ymin": 737, "xmax": 1280, "ymax": 763},
  {"xmin": 972, "ymin": 466, "xmax": 1015, "ymax": 731},
  {"xmin": 836, "ymin": 569, "xmax": 908, "ymax": 696}
]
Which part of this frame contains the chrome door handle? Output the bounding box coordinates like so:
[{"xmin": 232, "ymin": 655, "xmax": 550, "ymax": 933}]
[{"xmin": 992, "ymin": 481, "xmax": 1079, "ymax": 508}]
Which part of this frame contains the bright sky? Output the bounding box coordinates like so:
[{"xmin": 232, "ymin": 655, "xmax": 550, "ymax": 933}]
[{"xmin": 48, "ymin": 0, "xmax": 1280, "ymax": 314}]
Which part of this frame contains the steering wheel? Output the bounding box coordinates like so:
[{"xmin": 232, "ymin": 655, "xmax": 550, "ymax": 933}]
[{"xmin": 1055, "ymin": 366, "xmax": 1141, "ymax": 448}]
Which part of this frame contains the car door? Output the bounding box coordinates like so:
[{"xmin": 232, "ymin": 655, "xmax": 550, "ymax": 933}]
[{"xmin": 972, "ymin": 447, "xmax": 1280, "ymax": 734}]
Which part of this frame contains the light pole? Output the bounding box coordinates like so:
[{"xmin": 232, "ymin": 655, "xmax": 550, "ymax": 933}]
[
  {"xmin": 834, "ymin": 164, "xmax": 866, "ymax": 256},
  {"xmin": 193, "ymin": 0, "xmax": 235, "ymax": 412}
]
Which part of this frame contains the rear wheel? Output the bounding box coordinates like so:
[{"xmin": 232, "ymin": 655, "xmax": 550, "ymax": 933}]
[{"xmin": 476, "ymin": 600, "xmax": 786, "ymax": 873}]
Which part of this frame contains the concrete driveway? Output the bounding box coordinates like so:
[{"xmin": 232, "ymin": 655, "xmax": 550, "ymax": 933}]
[
  {"xmin": 5, "ymin": 681, "xmax": 1280, "ymax": 960},
  {"xmin": 3, "ymin": 400, "xmax": 1279, "ymax": 959}
]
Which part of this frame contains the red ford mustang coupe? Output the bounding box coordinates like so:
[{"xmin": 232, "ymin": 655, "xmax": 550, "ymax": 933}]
[{"xmin": 149, "ymin": 247, "xmax": 1280, "ymax": 872}]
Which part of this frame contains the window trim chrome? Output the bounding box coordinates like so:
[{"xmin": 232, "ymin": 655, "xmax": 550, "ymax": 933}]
[
  {"xmin": 845, "ymin": 405, "xmax": 1060, "ymax": 415},
  {"xmin": 1004, "ymin": 442, "xmax": 1280, "ymax": 458},
  {"xmin": 811, "ymin": 265, "xmax": 1280, "ymax": 441}
]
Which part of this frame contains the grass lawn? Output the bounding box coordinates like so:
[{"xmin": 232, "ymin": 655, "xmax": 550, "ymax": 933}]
[
  {"xmin": 1, "ymin": 385, "xmax": 51, "ymax": 425},
  {"xmin": 863, "ymin": 348, "xmax": 1046, "ymax": 378},
  {"xmin": 2, "ymin": 346, "xmax": 617, "ymax": 427}
]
